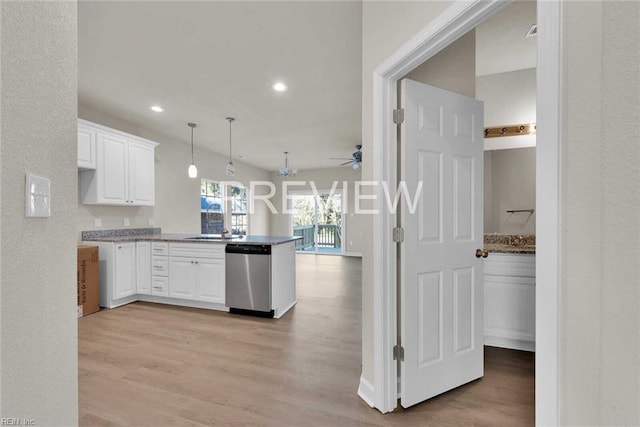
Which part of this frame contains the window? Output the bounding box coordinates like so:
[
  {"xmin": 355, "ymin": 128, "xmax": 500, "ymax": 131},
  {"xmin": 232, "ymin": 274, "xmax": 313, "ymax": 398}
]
[
  {"xmin": 230, "ymin": 185, "xmax": 248, "ymax": 236},
  {"xmin": 200, "ymin": 180, "xmax": 249, "ymax": 236}
]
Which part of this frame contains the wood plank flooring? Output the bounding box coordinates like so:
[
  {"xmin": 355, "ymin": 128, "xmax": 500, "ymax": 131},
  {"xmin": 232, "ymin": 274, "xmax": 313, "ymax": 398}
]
[{"xmin": 79, "ymin": 254, "xmax": 534, "ymax": 426}]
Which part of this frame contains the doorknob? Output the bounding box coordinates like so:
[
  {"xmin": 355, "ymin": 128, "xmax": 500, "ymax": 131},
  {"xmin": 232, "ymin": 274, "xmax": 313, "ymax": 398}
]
[{"xmin": 475, "ymin": 249, "xmax": 489, "ymax": 258}]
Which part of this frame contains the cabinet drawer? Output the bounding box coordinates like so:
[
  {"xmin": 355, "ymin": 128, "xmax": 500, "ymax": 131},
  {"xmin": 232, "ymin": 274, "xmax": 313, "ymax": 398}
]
[
  {"xmin": 151, "ymin": 276, "xmax": 169, "ymax": 296},
  {"xmin": 169, "ymin": 242, "xmax": 225, "ymax": 259},
  {"xmin": 151, "ymin": 242, "xmax": 169, "ymax": 256},
  {"xmin": 152, "ymin": 256, "xmax": 169, "ymax": 276}
]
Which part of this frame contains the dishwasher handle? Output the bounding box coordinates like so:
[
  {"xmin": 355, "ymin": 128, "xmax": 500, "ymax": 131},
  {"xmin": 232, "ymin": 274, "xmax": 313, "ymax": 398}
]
[{"xmin": 225, "ymin": 244, "xmax": 271, "ymax": 255}]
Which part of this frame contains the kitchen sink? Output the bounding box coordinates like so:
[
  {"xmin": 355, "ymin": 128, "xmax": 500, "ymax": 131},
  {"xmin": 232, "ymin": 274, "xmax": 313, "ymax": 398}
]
[{"xmin": 183, "ymin": 235, "xmax": 244, "ymax": 241}]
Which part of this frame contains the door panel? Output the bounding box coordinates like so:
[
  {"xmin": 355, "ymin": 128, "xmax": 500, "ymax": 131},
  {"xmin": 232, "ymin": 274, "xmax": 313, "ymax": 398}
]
[{"xmin": 400, "ymin": 78, "xmax": 484, "ymax": 408}]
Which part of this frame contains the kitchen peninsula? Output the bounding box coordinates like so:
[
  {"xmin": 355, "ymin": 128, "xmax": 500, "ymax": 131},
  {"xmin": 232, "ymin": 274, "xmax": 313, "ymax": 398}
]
[{"xmin": 82, "ymin": 228, "xmax": 299, "ymax": 319}]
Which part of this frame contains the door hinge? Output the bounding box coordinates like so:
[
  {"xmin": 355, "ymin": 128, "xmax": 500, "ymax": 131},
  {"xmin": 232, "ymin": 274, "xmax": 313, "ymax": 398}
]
[
  {"xmin": 393, "ymin": 108, "xmax": 405, "ymax": 125},
  {"xmin": 392, "ymin": 227, "xmax": 404, "ymax": 243},
  {"xmin": 393, "ymin": 345, "xmax": 405, "ymax": 361}
]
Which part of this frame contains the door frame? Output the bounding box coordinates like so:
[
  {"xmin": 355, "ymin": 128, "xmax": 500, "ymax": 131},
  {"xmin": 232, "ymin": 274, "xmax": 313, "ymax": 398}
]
[{"xmin": 368, "ymin": 0, "xmax": 561, "ymax": 424}]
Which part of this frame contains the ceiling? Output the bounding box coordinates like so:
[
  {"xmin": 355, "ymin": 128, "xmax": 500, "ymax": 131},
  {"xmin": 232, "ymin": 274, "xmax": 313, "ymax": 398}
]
[
  {"xmin": 475, "ymin": 1, "xmax": 537, "ymax": 76},
  {"xmin": 78, "ymin": 1, "xmax": 362, "ymax": 171},
  {"xmin": 78, "ymin": 1, "xmax": 536, "ymax": 172}
]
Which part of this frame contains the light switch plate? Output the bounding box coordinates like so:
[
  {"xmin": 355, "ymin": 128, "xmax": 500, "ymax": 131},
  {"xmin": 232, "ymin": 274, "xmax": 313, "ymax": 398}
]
[
  {"xmin": 25, "ymin": 173, "xmax": 51, "ymax": 217},
  {"xmin": 123, "ymin": 218, "xmax": 130, "ymax": 226}
]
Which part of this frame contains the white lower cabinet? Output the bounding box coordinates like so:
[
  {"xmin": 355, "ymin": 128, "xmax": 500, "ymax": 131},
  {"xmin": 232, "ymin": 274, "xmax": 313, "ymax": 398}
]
[
  {"xmin": 114, "ymin": 243, "xmax": 136, "ymax": 299},
  {"xmin": 168, "ymin": 257, "xmax": 196, "ymax": 299},
  {"xmin": 84, "ymin": 241, "xmax": 138, "ymax": 308},
  {"xmin": 484, "ymin": 253, "xmax": 536, "ymax": 352},
  {"xmin": 84, "ymin": 240, "xmax": 227, "ymax": 310},
  {"xmin": 151, "ymin": 276, "xmax": 169, "ymax": 297},
  {"xmin": 136, "ymin": 242, "xmax": 151, "ymax": 295},
  {"xmin": 168, "ymin": 243, "xmax": 225, "ymax": 304},
  {"xmin": 195, "ymin": 258, "xmax": 225, "ymax": 304}
]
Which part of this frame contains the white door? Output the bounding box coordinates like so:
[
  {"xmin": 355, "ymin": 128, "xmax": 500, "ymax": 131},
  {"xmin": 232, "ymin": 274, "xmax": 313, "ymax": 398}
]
[{"xmin": 400, "ymin": 79, "xmax": 484, "ymax": 408}]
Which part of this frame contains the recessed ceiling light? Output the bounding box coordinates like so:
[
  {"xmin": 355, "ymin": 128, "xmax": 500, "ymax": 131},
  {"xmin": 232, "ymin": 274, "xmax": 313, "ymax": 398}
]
[
  {"xmin": 272, "ymin": 82, "xmax": 287, "ymax": 92},
  {"xmin": 150, "ymin": 105, "xmax": 164, "ymax": 112}
]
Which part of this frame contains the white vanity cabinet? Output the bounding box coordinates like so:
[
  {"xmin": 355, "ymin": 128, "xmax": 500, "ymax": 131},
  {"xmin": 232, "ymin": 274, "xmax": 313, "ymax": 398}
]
[
  {"xmin": 168, "ymin": 243, "xmax": 225, "ymax": 304},
  {"xmin": 78, "ymin": 119, "xmax": 157, "ymax": 206},
  {"xmin": 484, "ymin": 253, "xmax": 536, "ymax": 351}
]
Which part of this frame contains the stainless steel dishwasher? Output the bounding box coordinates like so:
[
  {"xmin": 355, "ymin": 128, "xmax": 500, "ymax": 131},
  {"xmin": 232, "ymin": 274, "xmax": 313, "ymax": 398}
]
[{"xmin": 225, "ymin": 244, "xmax": 273, "ymax": 317}]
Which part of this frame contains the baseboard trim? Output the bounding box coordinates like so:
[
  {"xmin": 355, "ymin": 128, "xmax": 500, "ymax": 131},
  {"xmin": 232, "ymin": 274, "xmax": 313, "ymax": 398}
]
[
  {"xmin": 343, "ymin": 252, "xmax": 363, "ymax": 258},
  {"xmin": 357, "ymin": 374, "xmax": 375, "ymax": 408},
  {"xmin": 485, "ymin": 336, "xmax": 535, "ymax": 352}
]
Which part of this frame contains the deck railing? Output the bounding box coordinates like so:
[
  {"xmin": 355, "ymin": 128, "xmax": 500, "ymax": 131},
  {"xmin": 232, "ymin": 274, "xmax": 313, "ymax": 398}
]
[
  {"xmin": 293, "ymin": 224, "xmax": 341, "ymax": 250},
  {"xmin": 293, "ymin": 225, "xmax": 315, "ymax": 250}
]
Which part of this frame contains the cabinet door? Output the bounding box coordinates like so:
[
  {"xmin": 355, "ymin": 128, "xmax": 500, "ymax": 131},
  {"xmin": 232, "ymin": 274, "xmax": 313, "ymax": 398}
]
[
  {"xmin": 128, "ymin": 140, "xmax": 155, "ymax": 206},
  {"xmin": 97, "ymin": 133, "xmax": 128, "ymax": 204},
  {"xmin": 169, "ymin": 258, "xmax": 196, "ymax": 299},
  {"xmin": 196, "ymin": 258, "xmax": 225, "ymax": 304},
  {"xmin": 77, "ymin": 125, "xmax": 96, "ymax": 170},
  {"xmin": 136, "ymin": 242, "xmax": 151, "ymax": 295},
  {"xmin": 114, "ymin": 243, "xmax": 136, "ymax": 299}
]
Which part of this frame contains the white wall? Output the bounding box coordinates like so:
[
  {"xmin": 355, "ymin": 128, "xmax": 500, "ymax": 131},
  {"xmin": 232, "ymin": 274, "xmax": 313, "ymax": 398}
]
[
  {"xmin": 478, "ymin": 68, "xmax": 536, "ymax": 234},
  {"xmin": 484, "ymin": 148, "xmax": 536, "ymax": 234},
  {"xmin": 404, "ymin": 30, "xmax": 476, "ymax": 98},
  {"xmin": 560, "ymin": 1, "xmax": 640, "ymax": 424},
  {"xmin": 77, "ymin": 105, "xmax": 270, "ymax": 238},
  {"xmin": 0, "ymin": 2, "xmax": 78, "ymax": 424},
  {"xmin": 477, "ymin": 68, "xmax": 536, "ymax": 127},
  {"xmin": 269, "ymin": 167, "xmax": 364, "ymax": 255},
  {"xmin": 477, "ymin": 68, "xmax": 537, "ymax": 150}
]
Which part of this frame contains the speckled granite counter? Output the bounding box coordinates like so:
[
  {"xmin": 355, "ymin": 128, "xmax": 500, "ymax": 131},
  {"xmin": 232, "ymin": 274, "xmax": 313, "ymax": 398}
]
[
  {"xmin": 484, "ymin": 233, "xmax": 536, "ymax": 254},
  {"xmin": 81, "ymin": 228, "xmax": 301, "ymax": 245}
]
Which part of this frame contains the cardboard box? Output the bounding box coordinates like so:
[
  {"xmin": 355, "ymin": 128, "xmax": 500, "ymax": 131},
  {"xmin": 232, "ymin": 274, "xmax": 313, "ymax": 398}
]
[{"xmin": 77, "ymin": 245, "xmax": 99, "ymax": 318}]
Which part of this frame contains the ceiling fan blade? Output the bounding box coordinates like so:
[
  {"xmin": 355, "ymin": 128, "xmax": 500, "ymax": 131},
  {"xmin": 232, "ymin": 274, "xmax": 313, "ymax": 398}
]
[
  {"xmin": 329, "ymin": 157, "xmax": 353, "ymax": 160},
  {"xmin": 339, "ymin": 160, "xmax": 353, "ymax": 166}
]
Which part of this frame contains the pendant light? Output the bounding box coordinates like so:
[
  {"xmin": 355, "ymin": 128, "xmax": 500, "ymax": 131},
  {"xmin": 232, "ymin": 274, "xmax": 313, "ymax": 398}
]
[
  {"xmin": 226, "ymin": 116, "xmax": 235, "ymax": 176},
  {"xmin": 187, "ymin": 123, "xmax": 198, "ymax": 178},
  {"xmin": 277, "ymin": 151, "xmax": 298, "ymax": 177}
]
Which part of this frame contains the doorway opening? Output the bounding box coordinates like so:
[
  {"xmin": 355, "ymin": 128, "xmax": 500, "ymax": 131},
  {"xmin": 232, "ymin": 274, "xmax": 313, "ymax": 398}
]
[
  {"xmin": 291, "ymin": 191, "xmax": 344, "ymax": 255},
  {"xmin": 368, "ymin": 0, "xmax": 560, "ymax": 423}
]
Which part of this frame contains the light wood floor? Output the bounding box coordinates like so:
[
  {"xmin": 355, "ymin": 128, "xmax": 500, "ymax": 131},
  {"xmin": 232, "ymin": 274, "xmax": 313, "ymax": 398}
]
[{"xmin": 79, "ymin": 254, "xmax": 534, "ymax": 426}]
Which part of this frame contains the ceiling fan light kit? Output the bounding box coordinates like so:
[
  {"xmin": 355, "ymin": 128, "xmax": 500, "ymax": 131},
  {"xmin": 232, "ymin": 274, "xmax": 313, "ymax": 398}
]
[
  {"xmin": 187, "ymin": 122, "xmax": 198, "ymax": 178},
  {"xmin": 330, "ymin": 144, "xmax": 362, "ymax": 170},
  {"xmin": 277, "ymin": 151, "xmax": 298, "ymax": 177}
]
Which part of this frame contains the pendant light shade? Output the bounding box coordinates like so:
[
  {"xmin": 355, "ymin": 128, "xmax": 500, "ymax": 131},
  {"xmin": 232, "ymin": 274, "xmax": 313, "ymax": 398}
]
[
  {"xmin": 226, "ymin": 117, "xmax": 235, "ymax": 177},
  {"xmin": 187, "ymin": 123, "xmax": 198, "ymax": 178}
]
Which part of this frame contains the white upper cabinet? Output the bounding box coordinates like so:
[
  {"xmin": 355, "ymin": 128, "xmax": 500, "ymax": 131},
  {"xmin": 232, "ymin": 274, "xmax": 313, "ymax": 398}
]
[
  {"xmin": 77, "ymin": 123, "xmax": 97, "ymax": 170},
  {"xmin": 78, "ymin": 119, "xmax": 158, "ymax": 206}
]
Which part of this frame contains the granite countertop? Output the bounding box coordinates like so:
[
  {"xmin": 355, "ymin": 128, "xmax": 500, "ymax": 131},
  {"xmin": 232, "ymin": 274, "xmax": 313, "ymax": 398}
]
[
  {"xmin": 484, "ymin": 233, "xmax": 536, "ymax": 254},
  {"xmin": 81, "ymin": 228, "xmax": 302, "ymax": 245}
]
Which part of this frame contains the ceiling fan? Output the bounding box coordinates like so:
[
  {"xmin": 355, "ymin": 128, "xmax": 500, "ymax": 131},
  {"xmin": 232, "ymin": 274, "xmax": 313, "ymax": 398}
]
[{"xmin": 330, "ymin": 144, "xmax": 362, "ymax": 170}]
